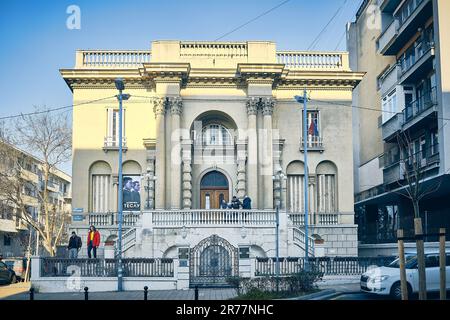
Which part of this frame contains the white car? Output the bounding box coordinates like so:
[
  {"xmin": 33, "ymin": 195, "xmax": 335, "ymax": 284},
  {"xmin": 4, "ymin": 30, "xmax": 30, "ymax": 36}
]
[{"xmin": 360, "ymin": 250, "xmax": 450, "ymax": 299}]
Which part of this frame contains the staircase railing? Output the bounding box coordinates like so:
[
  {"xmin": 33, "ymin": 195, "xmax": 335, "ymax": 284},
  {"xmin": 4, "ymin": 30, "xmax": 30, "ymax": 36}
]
[{"xmin": 292, "ymin": 227, "xmax": 315, "ymax": 257}]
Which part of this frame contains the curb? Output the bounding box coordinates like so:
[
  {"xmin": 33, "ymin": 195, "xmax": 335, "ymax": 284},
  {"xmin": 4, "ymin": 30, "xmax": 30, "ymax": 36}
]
[{"xmin": 290, "ymin": 289, "xmax": 337, "ymax": 300}]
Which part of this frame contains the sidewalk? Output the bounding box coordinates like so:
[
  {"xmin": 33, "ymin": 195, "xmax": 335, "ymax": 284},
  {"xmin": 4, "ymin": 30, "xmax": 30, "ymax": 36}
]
[
  {"xmin": 0, "ymin": 282, "xmax": 31, "ymax": 300},
  {"xmin": 2, "ymin": 287, "xmax": 237, "ymax": 300}
]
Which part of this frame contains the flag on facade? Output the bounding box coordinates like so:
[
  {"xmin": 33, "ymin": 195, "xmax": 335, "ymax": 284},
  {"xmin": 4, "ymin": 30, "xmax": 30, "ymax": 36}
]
[{"xmin": 308, "ymin": 119, "xmax": 319, "ymax": 136}]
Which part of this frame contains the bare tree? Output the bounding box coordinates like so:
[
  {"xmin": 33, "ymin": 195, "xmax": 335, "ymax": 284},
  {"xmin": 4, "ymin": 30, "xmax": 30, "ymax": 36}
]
[
  {"xmin": 0, "ymin": 108, "xmax": 71, "ymax": 257},
  {"xmin": 394, "ymin": 130, "xmax": 442, "ymax": 300}
]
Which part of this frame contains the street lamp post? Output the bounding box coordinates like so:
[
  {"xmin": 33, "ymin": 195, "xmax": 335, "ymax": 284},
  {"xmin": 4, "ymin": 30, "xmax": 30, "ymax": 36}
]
[
  {"xmin": 115, "ymin": 78, "xmax": 130, "ymax": 292},
  {"xmin": 295, "ymin": 89, "xmax": 310, "ymax": 271},
  {"xmin": 273, "ymin": 170, "xmax": 286, "ymax": 292}
]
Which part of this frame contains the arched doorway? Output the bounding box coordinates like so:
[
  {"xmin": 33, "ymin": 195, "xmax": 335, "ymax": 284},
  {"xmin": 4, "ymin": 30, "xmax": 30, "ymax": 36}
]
[
  {"xmin": 200, "ymin": 171, "xmax": 229, "ymax": 209},
  {"xmin": 189, "ymin": 235, "xmax": 239, "ymax": 287}
]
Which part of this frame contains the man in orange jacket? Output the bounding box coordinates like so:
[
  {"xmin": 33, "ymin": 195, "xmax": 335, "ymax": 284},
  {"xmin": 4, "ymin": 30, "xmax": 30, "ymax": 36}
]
[{"xmin": 87, "ymin": 225, "xmax": 101, "ymax": 259}]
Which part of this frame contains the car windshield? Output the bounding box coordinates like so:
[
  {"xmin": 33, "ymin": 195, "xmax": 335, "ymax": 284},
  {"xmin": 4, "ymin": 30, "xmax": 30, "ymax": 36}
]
[{"xmin": 388, "ymin": 255, "xmax": 417, "ymax": 269}]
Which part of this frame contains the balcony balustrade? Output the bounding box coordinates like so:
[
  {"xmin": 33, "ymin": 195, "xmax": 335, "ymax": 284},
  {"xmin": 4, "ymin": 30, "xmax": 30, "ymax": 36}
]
[
  {"xmin": 75, "ymin": 50, "xmax": 151, "ymax": 69},
  {"xmin": 403, "ymin": 87, "xmax": 437, "ymax": 124},
  {"xmin": 276, "ymin": 52, "xmax": 349, "ymax": 71}
]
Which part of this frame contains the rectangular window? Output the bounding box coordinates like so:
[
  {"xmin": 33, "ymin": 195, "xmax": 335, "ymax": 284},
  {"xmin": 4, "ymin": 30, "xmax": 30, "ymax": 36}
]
[
  {"xmin": 431, "ymin": 131, "xmax": 439, "ymax": 155},
  {"xmin": 106, "ymin": 108, "xmax": 125, "ymax": 147},
  {"xmin": 4, "ymin": 235, "xmax": 11, "ymax": 246},
  {"xmin": 91, "ymin": 175, "xmax": 110, "ymax": 213},
  {"xmin": 303, "ymin": 111, "xmax": 321, "ymax": 148},
  {"xmin": 382, "ymin": 90, "xmax": 397, "ymax": 123}
]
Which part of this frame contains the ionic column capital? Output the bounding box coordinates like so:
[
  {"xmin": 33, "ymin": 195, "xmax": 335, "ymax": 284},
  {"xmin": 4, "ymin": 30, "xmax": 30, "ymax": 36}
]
[
  {"xmin": 246, "ymin": 97, "xmax": 259, "ymax": 116},
  {"xmin": 169, "ymin": 96, "xmax": 183, "ymax": 115},
  {"xmin": 153, "ymin": 97, "xmax": 167, "ymax": 116},
  {"xmin": 261, "ymin": 97, "xmax": 276, "ymax": 116}
]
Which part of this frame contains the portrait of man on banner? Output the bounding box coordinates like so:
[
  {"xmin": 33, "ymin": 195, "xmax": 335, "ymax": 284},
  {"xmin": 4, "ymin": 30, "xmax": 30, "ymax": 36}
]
[{"xmin": 122, "ymin": 176, "xmax": 141, "ymax": 211}]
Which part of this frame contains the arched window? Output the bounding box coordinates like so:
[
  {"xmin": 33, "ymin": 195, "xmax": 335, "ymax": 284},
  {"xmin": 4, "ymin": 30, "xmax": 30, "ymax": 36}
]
[
  {"xmin": 90, "ymin": 161, "xmax": 112, "ymax": 213},
  {"xmin": 202, "ymin": 124, "xmax": 233, "ymax": 146},
  {"xmin": 316, "ymin": 161, "xmax": 338, "ymax": 213}
]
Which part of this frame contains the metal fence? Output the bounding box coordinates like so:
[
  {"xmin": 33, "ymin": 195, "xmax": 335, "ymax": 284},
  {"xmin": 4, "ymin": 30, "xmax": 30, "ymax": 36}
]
[
  {"xmin": 255, "ymin": 256, "xmax": 397, "ymax": 277},
  {"xmin": 40, "ymin": 258, "xmax": 174, "ymax": 278}
]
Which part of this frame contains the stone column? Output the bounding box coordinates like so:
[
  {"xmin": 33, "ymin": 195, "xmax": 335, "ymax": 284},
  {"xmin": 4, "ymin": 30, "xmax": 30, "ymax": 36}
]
[
  {"xmin": 261, "ymin": 97, "xmax": 275, "ymax": 210},
  {"xmin": 236, "ymin": 140, "xmax": 247, "ymax": 201},
  {"xmin": 153, "ymin": 97, "xmax": 166, "ymax": 210},
  {"xmin": 246, "ymin": 98, "xmax": 259, "ymax": 208},
  {"xmin": 169, "ymin": 97, "xmax": 182, "ymax": 210},
  {"xmin": 146, "ymin": 155, "xmax": 156, "ymax": 210},
  {"xmin": 181, "ymin": 139, "xmax": 193, "ymax": 209},
  {"xmin": 273, "ymin": 139, "xmax": 285, "ymax": 209}
]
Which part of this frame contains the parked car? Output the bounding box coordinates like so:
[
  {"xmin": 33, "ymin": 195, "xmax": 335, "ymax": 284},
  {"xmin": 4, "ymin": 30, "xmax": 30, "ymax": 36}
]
[
  {"xmin": 3, "ymin": 258, "xmax": 27, "ymax": 282},
  {"xmin": 0, "ymin": 261, "xmax": 17, "ymax": 285},
  {"xmin": 361, "ymin": 250, "xmax": 450, "ymax": 299}
]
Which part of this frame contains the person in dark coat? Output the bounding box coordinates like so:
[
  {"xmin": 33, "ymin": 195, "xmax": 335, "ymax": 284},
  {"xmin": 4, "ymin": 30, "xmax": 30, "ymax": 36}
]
[
  {"xmin": 68, "ymin": 231, "xmax": 82, "ymax": 259},
  {"xmin": 231, "ymin": 196, "xmax": 241, "ymax": 209},
  {"xmin": 220, "ymin": 199, "xmax": 229, "ymax": 209},
  {"xmin": 242, "ymin": 195, "xmax": 252, "ymax": 210}
]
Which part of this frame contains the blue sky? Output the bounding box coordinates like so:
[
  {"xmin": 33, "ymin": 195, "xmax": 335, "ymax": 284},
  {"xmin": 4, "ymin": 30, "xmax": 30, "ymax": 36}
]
[{"xmin": 0, "ymin": 0, "xmax": 362, "ymax": 173}]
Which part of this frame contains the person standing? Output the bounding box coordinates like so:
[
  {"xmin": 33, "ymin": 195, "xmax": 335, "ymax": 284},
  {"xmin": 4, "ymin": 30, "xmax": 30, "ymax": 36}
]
[
  {"xmin": 87, "ymin": 226, "xmax": 100, "ymax": 259},
  {"xmin": 242, "ymin": 195, "xmax": 252, "ymax": 210},
  {"xmin": 231, "ymin": 196, "xmax": 241, "ymax": 209},
  {"xmin": 68, "ymin": 231, "xmax": 82, "ymax": 259}
]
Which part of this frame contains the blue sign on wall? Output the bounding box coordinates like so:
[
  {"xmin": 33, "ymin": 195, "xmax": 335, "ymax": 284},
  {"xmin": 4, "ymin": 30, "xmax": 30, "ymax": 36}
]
[
  {"xmin": 73, "ymin": 208, "xmax": 84, "ymax": 213},
  {"xmin": 72, "ymin": 215, "xmax": 84, "ymax": 222}
]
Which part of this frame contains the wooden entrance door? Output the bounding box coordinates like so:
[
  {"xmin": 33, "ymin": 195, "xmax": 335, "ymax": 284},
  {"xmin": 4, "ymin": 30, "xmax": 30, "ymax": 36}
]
[
  {"xmin": 200, "ymin": 171, "xmax": 230, "ymax": 209},
  {"xmin": 200, "ymin": 190, "xmax": 229, "ymax": 209}
]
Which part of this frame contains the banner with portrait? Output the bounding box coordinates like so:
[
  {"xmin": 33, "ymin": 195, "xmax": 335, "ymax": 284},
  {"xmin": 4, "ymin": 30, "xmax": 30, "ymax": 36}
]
[{"xmin": 122, "ymin": 176, "xmax": 141, "ymax": 211}]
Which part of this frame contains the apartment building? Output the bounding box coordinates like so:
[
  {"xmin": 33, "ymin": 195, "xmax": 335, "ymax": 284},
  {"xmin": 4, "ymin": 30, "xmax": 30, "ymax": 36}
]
[
  {"xmin": 348, "ymin": 0, "xmax": 450, "ymax": 254},
  {"xmin": 0, "ymin": 141, "xmax": 72, "ymax": 257}
]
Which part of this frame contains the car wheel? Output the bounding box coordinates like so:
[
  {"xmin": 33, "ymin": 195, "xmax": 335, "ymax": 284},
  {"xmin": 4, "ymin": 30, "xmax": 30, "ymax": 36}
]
[
  {"xmin": 10, "ymin": 274, "xmax": 17, "ymax": 284},
  {"xmin": 390, "ymin": 282, "xmax": 411, "ymax": 300}
]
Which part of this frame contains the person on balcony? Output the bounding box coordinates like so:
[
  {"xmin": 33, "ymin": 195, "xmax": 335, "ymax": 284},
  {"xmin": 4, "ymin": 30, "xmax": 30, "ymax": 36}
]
[
  {"xmin": 220, "ymin": 199, "xmax": 229, "ymax": 209},
  {"xmin": 231, "ymin": 196, "xmax": 241, "ymax": 210},
  {"xmin": 67, "ymin": 231, "xmax": 82, "ymax": 259},
  {"xmin": 242, "ymin": 195, "xmax": 252, "ymax": 210},
  {"xmin": 87, "ymin": 225, "xmax": 101, "ymax": 259}
]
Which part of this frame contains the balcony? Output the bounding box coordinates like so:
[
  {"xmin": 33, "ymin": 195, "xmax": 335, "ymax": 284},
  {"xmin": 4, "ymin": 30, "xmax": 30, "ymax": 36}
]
[
  {"xmin": 103, "ymin": 137, "xmax": 127, "ymax": 152},
  {"xmin": 276, "ymin": 52, "xmax": 349, "ymax": 71},
  {"xmin": 399, "ymin": 42, "xmax": 435, "ymax": 84},
  {"xmin": 383, "ymin": 161, "xmax": 405, "ymax": 185},
  {"xmin": 380, "ymin": 0, "xmax": 402, "ymax": 13},
  {"xmin": 300, "ymin": 136, "xmax": 324, "ymax": 153},
  {"xmin": 379, "ymin": 0, "xmax": 433, "ymax": 55},
  {"xmin": 382, "ymin": 112, "xmax": 403, "ymax": 142},
  {"xmin": 75, "ymin": 50, "xmax": 151, "ymax": 69},
  {"xmin": 403, "ymin": 87, "xmax": 437, "ymax": 125},
  {"xmin": 379, "ymin": 65, "xmax": 400, "ymax": 96}
]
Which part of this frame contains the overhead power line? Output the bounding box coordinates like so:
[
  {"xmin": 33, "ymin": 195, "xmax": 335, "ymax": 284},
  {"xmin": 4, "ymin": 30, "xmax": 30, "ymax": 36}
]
[
  {"xmin": 0, "ymin": 96, "xmax": 117, "ymax": 121},
  {"xmin": 214, "ymin": 0, "xmax": 291, "ymax": 41},
  {"xmin": 307, "ymin": 0, "xmax": 348, "ymax": 50}
]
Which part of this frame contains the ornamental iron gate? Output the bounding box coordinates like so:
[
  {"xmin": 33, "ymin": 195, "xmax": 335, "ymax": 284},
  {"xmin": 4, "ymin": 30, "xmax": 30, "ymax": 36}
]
[{"xmin": 189, "ymin": 235, "xmax": 239, "ymax": 287}]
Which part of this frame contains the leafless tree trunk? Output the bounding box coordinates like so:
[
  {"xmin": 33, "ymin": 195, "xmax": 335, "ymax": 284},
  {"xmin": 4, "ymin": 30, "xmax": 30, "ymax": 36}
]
[
  {"xmin": 394, "ymin": 131, "xmax": 443, "ymax": 300},
  {"xmin": 0, "ymin": 107, "xmax": 71, "ymax": 257}
]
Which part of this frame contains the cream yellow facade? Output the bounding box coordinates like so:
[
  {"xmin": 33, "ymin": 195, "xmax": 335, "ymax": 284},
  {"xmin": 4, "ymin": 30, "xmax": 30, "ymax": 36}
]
[{"xmin": 62, "ymin": 40, "xmax": 363, "ymax": 265}]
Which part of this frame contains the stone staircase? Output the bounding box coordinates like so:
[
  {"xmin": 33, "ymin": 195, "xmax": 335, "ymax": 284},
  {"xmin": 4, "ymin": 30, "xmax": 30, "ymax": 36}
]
[{"xmin": 292, "ymin": 226, "xmax": 315, "ymax": 257}]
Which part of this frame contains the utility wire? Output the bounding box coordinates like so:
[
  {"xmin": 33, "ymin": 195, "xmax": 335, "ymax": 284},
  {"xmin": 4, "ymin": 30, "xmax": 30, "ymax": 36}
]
[
  {"xmin": 0, "ymin": 96, "xmax": 117, "ymax": 121},
  {"xmin": 214, "ymin": 0, "xmax": 291, "ymax": 41},
  {"xmin": 307, "ymin": 0, "xmax": 348, "ymax": 50}
]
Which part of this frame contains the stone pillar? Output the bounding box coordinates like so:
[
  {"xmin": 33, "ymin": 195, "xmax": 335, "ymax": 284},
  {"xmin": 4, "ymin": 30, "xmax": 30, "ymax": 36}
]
[
  {"xmin": 169, "ymin": 97, "xmax": 182, "ymax": 210},
  {"xmin": 246, "ymin": 98, "xmax": 259, "ymax": 208},
  {"xmin": 273, "ymin": 139, "xmax": 285, "ymax": 209},
  {"xmin": 236, "ymin": 140, "xmax": 247, "ymax": 201},
  {"xmin": 181, "ymin": 139, "xmax": 193, "ymax": 209},
  {"xmin": 153, "ymin": 97, "xmax": 166, "ymax": 210},
  {"xmin": 261, "ymin": 97, "xmax": 275, "ymax": 210},
  {"xmin": 146, "ymin": 155, "xmax": 156, "ymax": 210}
]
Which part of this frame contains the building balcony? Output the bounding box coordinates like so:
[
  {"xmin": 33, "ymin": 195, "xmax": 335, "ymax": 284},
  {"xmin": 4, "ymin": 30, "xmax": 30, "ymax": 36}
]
[
  {"xmin": 103, "ymin": 137, "xmax": 127, "ymax": 152},
  {"xmin": 379, "ymin": 65, "xmax": 400, "ymax": 96},
  {"xmin": 382, "ymin": 112, "xmax": 403, "ymax": 142},
  {"xmin": 75, "ymin": 50, "xmax": 151, "ymax": 69},
  {"xmin": 380, "ymin": 0, "xmax": 402, "ymax": 13},
  {"xmin": 0, "ymin": 218, "xmax": 17, "ymax": 233},
  {"xmin": 403, "ymin": 87, "xmax": 438, "ymax": 126},
  {"xmin": 383, "ymin": 161, "xmax": 405, "ymax": 185},
  {"xmin": 398, "ymin": 42, "xmax": 435, "ymax": 85},
  {"xmin": 276, "ymin": 51, "xmax": 350, "ymax": 71},
  {"xmin": 300, "ymin": 136, "xmax": 324, "ymax": 153},
  {"xmin": 379, "ymin": 0, "xmax": 433, "ymax": 56}
]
